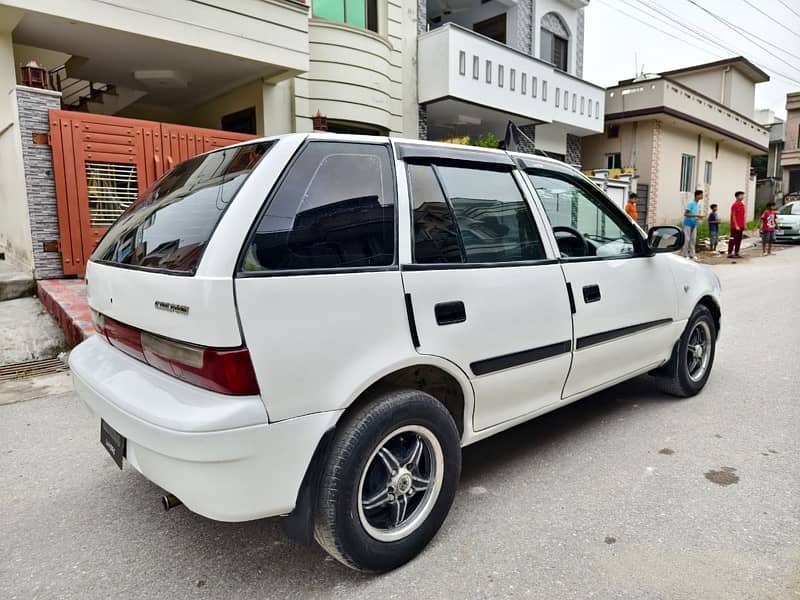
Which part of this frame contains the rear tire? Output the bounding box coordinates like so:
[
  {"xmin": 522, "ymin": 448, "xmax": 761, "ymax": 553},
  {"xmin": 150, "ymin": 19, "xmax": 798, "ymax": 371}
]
[
  {"xmin": 314, "ymin": 389, "xmax": 461, "ymax": 572},
  {"xmin": 657, "ymin": 304, "xmax": 717, "ymax": 397}
]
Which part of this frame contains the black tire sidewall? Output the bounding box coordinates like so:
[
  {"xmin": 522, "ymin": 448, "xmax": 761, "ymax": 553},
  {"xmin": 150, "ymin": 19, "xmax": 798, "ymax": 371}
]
[
  {"xmin": 675, "ymin": 305, "xmax": 716, "ymax": 395},
  {"xmin": 321, "ymin": 391, "xmax": 461, "ymax": 572}
]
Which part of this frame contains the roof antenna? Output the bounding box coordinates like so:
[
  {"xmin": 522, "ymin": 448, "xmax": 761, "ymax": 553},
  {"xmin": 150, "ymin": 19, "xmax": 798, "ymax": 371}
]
[{"xmin": 635, "ymin": 52, "xmax": 638, "ymax": 79}]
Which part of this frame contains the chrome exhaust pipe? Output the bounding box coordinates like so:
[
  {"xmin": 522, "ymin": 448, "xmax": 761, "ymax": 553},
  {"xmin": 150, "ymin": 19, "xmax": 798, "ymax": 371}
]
[{"xmin": 162, "ymin": 493, "xmax": 182, "ymax": 511}]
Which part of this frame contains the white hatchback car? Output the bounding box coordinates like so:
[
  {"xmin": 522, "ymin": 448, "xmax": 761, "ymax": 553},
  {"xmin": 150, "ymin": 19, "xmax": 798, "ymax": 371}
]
[{"xmin": 70, "ymin": 133, "xmax": 721, "ymax": 572}]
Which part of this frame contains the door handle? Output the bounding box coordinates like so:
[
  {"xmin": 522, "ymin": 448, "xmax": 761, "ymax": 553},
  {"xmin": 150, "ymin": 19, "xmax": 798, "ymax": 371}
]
[
  {"xmin": 583, "ymin": 284, "xmax": 601, "ymax": 303},
  {"xmin": 434, "ymin": 301, "xmax": 466, "ymax": 325}
]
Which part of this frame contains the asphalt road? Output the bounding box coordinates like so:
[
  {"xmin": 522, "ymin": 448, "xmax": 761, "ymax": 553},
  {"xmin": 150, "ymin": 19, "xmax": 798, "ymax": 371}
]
[{"xmin": 2, "ymin": 248, "xmax": 799, "ymax": 600}]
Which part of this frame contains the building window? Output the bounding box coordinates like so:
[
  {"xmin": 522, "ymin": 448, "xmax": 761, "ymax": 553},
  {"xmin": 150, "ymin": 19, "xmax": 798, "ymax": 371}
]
[
  {"xmin": 521, "ymin": 72, "xmax": 527, "ymax": 95},
  {"xmin": 606, "ymin": 153, "xmax": 622, "ymax": 169},
  {"xmin": 704, "ymin": 160, "xmax": 713, "ymax": 184},
  {"xmin": 459, "ymin": 51, "xmax": 466, "ymax": 76},
  {"xmin": 555, "ymin": 87, "xmax": 560, "ymax": 107},
  {"xmin": 542, "ymin": 80, "xmax": 547, "ymax": 101},
  {"xmin": 572, "ymin": 93, "xmax": 576, "ymax": 112},
  {"xmin": 498, "ymin": 64, "xmax": 504, "ymax": 87},
  {"xmin": 564, "ymin": 90, "xmax": 568, "ymax": 110},
  {"xmin": 313, "ymin": 0, "xmax": 378, "ymax": 31},
  {"xmin": 486, "ymin": 60, "xmax": 492, "ymax": 83},
  {"xmin": 588, "ymin": 99, "xmax": 592, "ymax": 117},
  {"xmin": 680, "ymin": 154, "xmax": 696, "ymax": 193},
  {"xmin": 580, "ymin": 96, "xmax": 585, "ymax": 115},
  {"xmin": 473, "ymin": 55, "xmax": 480, "ymax": 79},
  {"xmin": 540, "ymin": 13, "xmax": 569, "ymax": 72},
  {"xmin": 510, "ymin": 68, "xmax": 516, "ymax": 91},
  {"xmin": 532, "ymin": 76, "xmax": 538, "ymax": 98}
]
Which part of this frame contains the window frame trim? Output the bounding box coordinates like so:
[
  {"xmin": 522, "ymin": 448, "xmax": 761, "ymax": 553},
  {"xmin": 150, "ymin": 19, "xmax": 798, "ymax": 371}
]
[
  {"xmin": 521, "ymin": 166, "xmax": 650, "ymax": 261},
  {"xmin": 234, "ymin": 139, "xmax": 400, "ymax": 278},
  {"xmin": 404, "ymin": 158, "xmax": 553, "ymax": 267}
]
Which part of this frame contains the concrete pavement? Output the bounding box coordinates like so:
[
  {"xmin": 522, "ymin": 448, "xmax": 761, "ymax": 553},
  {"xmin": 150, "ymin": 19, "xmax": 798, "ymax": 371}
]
[{"xmin": 1, "ymin": 247, "xmax": 798, "ymax": 600}]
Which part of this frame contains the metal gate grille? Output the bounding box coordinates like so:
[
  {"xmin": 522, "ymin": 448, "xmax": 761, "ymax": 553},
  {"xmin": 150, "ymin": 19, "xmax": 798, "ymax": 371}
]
[{"xmin": 85, "ymin": 161, "xmax": 138, "ymax": 227}]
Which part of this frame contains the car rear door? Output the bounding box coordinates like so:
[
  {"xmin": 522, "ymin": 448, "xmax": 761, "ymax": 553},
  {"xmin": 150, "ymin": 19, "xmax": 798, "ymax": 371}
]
[
  {"xmin": 396, "ymin": 145, "xmax": 574, "ymax": 432},
  {"xmin": 520, "ymin": 162, "xmax": 679, "ymax": 399},
  {"xmin": 234, "ymin": 138, "xmax": 411, "ymax": 422}
]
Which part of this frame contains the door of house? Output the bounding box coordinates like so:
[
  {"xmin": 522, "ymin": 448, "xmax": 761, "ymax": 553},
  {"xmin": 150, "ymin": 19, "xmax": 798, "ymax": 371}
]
[{"xmin": 48, "ymin": 110, "xmax": 254, "ymax": 275}]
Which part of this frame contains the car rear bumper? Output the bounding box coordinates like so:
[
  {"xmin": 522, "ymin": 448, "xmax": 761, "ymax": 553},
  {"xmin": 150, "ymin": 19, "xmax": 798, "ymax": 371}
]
[
  {"xmin": 70, "ymin": 335, "xmax": 341, "ymax": 521},
  {"xmin": 775, "ymin": 231, "xmax": 800, "ymax": 240}
]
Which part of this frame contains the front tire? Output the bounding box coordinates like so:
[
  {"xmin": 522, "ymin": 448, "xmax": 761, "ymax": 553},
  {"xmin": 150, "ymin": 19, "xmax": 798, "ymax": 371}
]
[
  {"xmin": 657, "ymin": 304, "xmax": 717, "ymax": 397},
  {"xmin": 314, "ymin": 389, "xmax": 461, "ymax": 572}
]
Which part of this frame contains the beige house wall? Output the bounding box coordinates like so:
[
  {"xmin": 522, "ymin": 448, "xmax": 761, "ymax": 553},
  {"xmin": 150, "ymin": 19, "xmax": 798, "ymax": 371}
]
[
  {"xmin": 183, "ymin": 80, "xmax": 264, "ymax": 133},
  {"xmin": 657, "ymin": 123, "xmax": 752, "ymax": 225},
  {"xmin": 582, "ymin": 120, "xmax": 655, "ymax": 182},
  {"xmin": 0, "ymin": 25, "xmax": 33, "ymax": 271}
]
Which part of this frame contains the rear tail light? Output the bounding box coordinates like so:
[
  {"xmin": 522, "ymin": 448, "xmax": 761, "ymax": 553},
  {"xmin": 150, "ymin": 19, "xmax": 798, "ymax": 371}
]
[{"xmin": 98, "ymin": 314, "xmax": 259, "ymax": 396}]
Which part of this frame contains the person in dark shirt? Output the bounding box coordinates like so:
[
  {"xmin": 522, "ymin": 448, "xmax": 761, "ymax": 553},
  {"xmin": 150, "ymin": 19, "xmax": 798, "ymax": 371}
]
[{"xmin": 707, "ymin": 203, "xmax": 720, "ymax": 251}]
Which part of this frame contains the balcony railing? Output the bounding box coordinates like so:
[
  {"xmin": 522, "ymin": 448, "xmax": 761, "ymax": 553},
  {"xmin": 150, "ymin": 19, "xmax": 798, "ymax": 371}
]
[
  {"xmin": 418, "ymin": 23, "xmax": 605, "ymax": 134},
  {"xmin": 605, "ymin": 78, "xmax": 769, "ymax": 151}
]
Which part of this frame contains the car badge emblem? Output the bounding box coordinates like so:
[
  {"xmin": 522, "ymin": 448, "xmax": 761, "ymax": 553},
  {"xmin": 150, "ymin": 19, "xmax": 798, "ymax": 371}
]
[{"xmin": 154, "ymin": 301, "xmax": 190, "ymax": 315}]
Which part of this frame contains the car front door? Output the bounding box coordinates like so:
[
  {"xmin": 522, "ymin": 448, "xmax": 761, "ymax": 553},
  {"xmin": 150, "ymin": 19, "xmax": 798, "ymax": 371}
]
[
  {"xmin": 522, "ymin": 165, "xmax": 679, "ymax": 399},
  {"xmin": 398, "ymin": 149, "xmax": 574, "ymax": 432}
]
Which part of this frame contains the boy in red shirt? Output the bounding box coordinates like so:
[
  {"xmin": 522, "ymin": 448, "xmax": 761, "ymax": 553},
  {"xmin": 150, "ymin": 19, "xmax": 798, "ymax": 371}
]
[
  {"xmin": 760, "ymin": 201, "xmax": 778, "ymax": 256},
  {"xmin": 727, "ymin": 191, "xmax": 746, "ymax": 258}
]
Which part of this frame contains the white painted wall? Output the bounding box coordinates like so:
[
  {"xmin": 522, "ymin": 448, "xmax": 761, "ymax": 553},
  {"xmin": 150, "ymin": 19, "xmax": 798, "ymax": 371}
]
[
  {"xmin": 728, "ymin": 68, "xmax": 756, "ymax": 120},
  {"xmin": 0, "ymin": 28, "xmax": 33, "ymax": 271},
  {"xmin": 418, "ymin": 24, "xmax": 603, "ymax": 133},
  {"xmin": 535, "ymin": 122, "xmax": 567, "ymax": 155},
  {"xmin": 299, "ymin": 15, "xmax": 402, "ymax": 135},
  {"xmin": 2, "ymin": 0, "xmax": 310, "ymax": 76}
]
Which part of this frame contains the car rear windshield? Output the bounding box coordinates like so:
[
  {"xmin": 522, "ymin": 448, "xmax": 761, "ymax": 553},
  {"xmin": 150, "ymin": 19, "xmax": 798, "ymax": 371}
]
[{"xmin": 92, "ymin": 141, "xmax": 273, "ymax": 274}]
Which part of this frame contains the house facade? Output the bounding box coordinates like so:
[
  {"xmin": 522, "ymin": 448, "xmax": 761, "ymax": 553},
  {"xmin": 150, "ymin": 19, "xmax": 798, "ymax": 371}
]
[
  {"xmin": 781, "ymin": 92, "xmax": 800, "ymax": 198},
  {"xmin": 418, "ymin": 0, "xmax": 604, "ymax": 162},
  {"xmin": 0, "ymin": 0, "xmax": 601, "ymax": 275},
  {"xmin": 583, "ymin": 58, "xmax": 770, "ymax": 227}
]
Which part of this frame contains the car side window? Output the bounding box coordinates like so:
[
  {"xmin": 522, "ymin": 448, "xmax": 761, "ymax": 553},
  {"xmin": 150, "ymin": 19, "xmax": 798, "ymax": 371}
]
[
  {"xmin": 526, "ymin": 171, "xmax": 639, "ymax": 259},
  {"xmin": 242, "ymin": 142, "xmax": 395, "ymax": 272},
  {"xmin": 409, "ymin": 163, "xmax": 546, "ymax": 264}
]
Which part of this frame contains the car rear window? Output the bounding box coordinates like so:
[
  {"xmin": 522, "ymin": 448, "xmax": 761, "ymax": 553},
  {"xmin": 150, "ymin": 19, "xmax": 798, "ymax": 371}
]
[{"xmin": 92, "ymin": 142, "xmax": 273, "ymax": 274}]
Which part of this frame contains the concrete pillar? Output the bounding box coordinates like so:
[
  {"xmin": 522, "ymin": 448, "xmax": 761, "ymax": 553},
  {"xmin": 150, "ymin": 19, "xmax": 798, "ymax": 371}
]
[{"xmin": 16, "ymin": 86, "xmax": 63, "ymax": 279}]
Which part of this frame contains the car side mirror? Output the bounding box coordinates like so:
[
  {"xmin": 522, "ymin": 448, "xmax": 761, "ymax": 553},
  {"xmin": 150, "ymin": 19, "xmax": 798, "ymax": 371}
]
[{"xmin": 647, "ymin": 226, "xmax": 684, "ymax": 254}]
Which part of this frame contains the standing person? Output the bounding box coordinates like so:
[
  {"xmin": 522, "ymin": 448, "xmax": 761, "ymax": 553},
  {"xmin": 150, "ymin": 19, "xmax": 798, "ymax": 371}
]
[
  {"xmin": 728, "ymin": 191, "xmax": 746, "ymax": 259},
  {"xmin": 760, "ymin": 201, "xmax": 778, "ymax": 256},
  {"xmin": 682, "ymin": 190, "xmax": 704, "ymax": 260},
  {"xmin": 625, "ymin": 192, "xmax": 638, "ymax": 222},
  {"xmin": 707, "ymin": 203, "xmax": 720, "ymax": 252}
]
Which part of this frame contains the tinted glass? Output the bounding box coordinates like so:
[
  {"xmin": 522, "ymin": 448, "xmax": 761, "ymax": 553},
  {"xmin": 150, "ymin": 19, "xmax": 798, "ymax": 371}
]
[
  {"xmin": 92, "ymin": 142, "xmax": 272, "ymax": 274},
  {"xmin": 408, "ymin": 164, "xmax": 462, "ymax": 263},
  {"xmin": 243, "ymin": 142, "xmax": 395, "ymax": 271},
  {"xmin": 436, "ymin": 166, "xmax": 545, "ymax": 263},
  {"xmin": 528, "ymin": 172, "xmax": 638, "ymax": 258}
]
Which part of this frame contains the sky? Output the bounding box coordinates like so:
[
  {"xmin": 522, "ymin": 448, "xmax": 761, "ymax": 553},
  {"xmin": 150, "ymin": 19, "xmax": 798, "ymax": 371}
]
[{"xmin": 583, "ymin": 0, "xmax": 800, "ymax": 120}]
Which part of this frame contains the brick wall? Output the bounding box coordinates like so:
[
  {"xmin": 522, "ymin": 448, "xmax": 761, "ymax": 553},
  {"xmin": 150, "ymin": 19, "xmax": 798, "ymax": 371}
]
[{"xmin": 15, "ymin": 86, "xmax": 63, "ymax": 279}]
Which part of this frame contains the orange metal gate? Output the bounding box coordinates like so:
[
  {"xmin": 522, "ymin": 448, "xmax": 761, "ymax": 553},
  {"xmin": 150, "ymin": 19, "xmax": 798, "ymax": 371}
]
[{"xmin": 49, "ymin": 110, "xmax": 255, "ymax": 275}]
